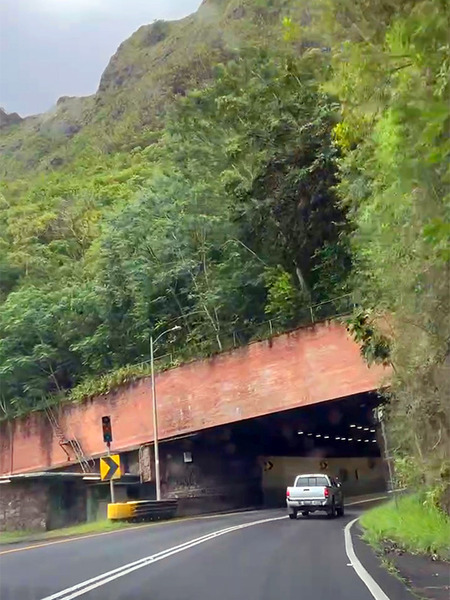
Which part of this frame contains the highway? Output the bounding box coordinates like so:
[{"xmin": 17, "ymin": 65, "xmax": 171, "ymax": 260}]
[{"xmin": 0, "ymin": 507, "xmax": 412, "ymax": 600}]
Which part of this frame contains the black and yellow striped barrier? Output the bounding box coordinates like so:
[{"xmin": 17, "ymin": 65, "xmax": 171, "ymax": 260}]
[{"xmin": 108, "ymin": 499, "xmax": 178, "ymax": 521}]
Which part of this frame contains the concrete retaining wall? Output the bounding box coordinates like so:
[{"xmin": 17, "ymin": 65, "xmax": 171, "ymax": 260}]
[
  {"xmin": 0, "ymin": 480, "xmax": 88, "ymax": 532},
  {"xmin": 0, "ymin": 481, "xmax": 49, "ymax": 532}
]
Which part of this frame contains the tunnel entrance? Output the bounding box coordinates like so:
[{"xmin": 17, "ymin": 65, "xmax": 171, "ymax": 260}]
[{"xmin": 158, "ymin": 391, "xmax": 387, "ymax": 512}]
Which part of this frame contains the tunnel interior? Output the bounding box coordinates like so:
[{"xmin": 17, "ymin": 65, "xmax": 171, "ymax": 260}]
[
  {"xmin": 228, "ymin": 391, "xmax": 382, "ymax": 458},
  {"xmin": 157, "ymin": 391, "xmax": 386, "ymax": 511}
]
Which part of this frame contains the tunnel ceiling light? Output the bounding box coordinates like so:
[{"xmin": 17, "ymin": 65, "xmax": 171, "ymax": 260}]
[
  {"xmin": 307, "ymin": 433, "xmax": 313, "ymax": 436},
  {"xmin": 372, "ymin": 439, "xmax": 377, "ymax": 443},
  {"xmin": 83, "ymin": 476, "xmax": 101, "ymax": 481},
  {"xmin": 350, "ymin": 424, "xmax": 356, "ymax": 428},
  {"xmin": 364, "ymin": 427, "xmax": 369, "ymax": 431},
  {"xmin": 357, "ymin": 426, "xmax": 363, "ymax": 430},
  {"xmin": 348, "ymin": 438, "xmax": 353, "ymax": 441},
  {"xmin": 364, "ymin": 439, "xmax": 369, "ymax": 442},
  {"xmin": 324, "ymin": 435, "xmax": 330, "ymax": 439},
  {"xmin": 357, "ymin": 439, "xmax": 362, "ymax": 442},
  {"xmin": 370, "ymin": 429, "xmax": 376, "ymax": 433},
  {"xmin": 316, "ymin": 434, "xmax": 322, "ymax": 438},
  {"xmin": 297, "ymin": 431, "xmax": 304, "ymax": 435},
  {"xmin": 335, "ymin": 437, "xmax": 341, "ymax": 440},
  {"xmin": 341, "ymin": 437, "xmax": 347, "ymax": 441}
]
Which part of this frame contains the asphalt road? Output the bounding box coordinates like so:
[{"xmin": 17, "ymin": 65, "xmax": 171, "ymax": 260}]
[{"xmin": 0, "ymin": 507, "xmax": 405, "ymax": 600}]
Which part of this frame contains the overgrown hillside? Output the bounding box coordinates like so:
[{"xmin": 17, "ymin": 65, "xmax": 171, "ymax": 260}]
[
  {"xmin": 0, "ymin": 0, "xmax": 449, "ymax": 510},
  {"xmin": 0, "ymin": 0, "xmax": 342, "ymax": 419}
]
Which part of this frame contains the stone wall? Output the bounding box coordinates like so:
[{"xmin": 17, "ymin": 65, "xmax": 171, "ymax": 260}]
[
  {"xmin": 0, "ymin": 321, "xmax": 390, "ymax": 476},
  {"xmin": 0, "ymin": 480, "xmax": 89, "ymax": 532},
  {"xmin": 160, "ymin": 435, "xmax": 262, "ymax": 514},
  {"xmin": 0, "ymin": 481, "xmax": 49, "ymax": 532}
]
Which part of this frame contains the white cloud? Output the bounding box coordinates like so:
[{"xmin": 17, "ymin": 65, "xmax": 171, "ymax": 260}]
[
  {"xmin": 33, "ymin": 0, "xmax": 108, "ymax": 24},
  {"xmin": 38, "ymin": 0, "xmax": 105, "ymax": 14}
]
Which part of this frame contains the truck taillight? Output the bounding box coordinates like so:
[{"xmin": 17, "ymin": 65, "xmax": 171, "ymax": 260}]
[
  {"xmin": 286, "ymin": 488, "xmax": 290, "ymax": 498},
  {"xmin": 324, "ymin": 487, "xmax": 329, "ymax": 498}
]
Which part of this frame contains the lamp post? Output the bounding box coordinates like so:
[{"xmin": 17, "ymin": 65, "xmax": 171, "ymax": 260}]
[{"xmin": 150, "ymin": 325, "xmax": 181, "ymax": 501}]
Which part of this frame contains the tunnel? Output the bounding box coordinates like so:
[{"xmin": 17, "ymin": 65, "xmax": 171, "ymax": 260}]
[{"xmin": 155, "ymin": 391, "xmax": 387, "ymax": 513}]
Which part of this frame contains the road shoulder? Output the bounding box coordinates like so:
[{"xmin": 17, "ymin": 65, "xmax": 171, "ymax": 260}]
[
  {"xmin": 349, "ymin": 520, "xmax": 416, "ymax": 600},
  {"xmin": 373, "ymin": 538, "xmax": 450, "ymax": 600}
]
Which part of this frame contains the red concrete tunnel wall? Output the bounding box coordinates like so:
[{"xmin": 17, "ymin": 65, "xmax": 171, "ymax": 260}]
[{"xmin": 0, "ymin": 322, "xmax": 390, "ymax": 475}]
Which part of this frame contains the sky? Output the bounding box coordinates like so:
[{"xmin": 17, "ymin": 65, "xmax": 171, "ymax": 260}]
[{"xmin": 0, "ymin": 0, "xmax": 202, "ymax": 116}]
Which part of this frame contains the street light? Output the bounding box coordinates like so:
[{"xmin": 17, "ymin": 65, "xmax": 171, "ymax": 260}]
[{"xmin": 150, "ymin": 325, "xmax": 181, "ymax": 501}]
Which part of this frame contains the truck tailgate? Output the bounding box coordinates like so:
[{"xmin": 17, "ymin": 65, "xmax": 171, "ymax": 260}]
[{"xmin": 289, "ymin": 486, "xmax": 325, "ymax": 501}]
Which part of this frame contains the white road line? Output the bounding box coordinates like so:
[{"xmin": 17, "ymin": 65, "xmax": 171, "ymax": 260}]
[
  {"xmin": 40, "ymin": 515, "xmax": 287, "ymax": 600},
  {"xmin": 344, "ymin": 518, "xmax": 391, "ymax": 600},
  {"xmin": 41, "ymin": 528, "xmax": 236, "ymax": 600}
]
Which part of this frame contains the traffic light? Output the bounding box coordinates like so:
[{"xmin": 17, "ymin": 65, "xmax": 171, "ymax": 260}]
[{"xmin": 102, "ymin": 415, "xmax": 113, "ymax": 444}]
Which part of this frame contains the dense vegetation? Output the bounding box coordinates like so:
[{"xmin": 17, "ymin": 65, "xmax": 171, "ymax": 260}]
[
  {"xmin": 326, "ymin": 0, "xmax": 449, "ymax": 501},
  {"xmin": 361, "ymin": 491, "xmax": 450, "ymax": 560},
  {"xmin": 0, "ymin": 0, "xmax": 448, "ymax": 507},
  {"xmin": 0, "ymin": 0, "xmax": 349, "ymax": 417}
]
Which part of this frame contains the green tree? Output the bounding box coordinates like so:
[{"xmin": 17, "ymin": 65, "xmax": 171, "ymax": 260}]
[
  {"xmin": 327, "ymin": 0, "xmax": 450, "ymax": 485},
  {"xmin": 0, "ymin": 45, "xmax": 352, "ymax": 415},
  {"xmin": 165, "ymin": 48, "xmax": 349, "ymax": 301}
]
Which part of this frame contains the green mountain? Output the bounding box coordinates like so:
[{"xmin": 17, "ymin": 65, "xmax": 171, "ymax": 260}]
[{"xmin": 0, "ymin": 0, "xmax": 311, "ymax": 179}]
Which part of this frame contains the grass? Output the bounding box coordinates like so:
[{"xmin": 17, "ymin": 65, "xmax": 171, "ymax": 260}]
[
  {"xmin": 0, "ymin": 519, "xmax": 146, "ymax": 545},
  {"xmin": 360, "ymin": 492, "xmax": 450, "ymax": 561}
]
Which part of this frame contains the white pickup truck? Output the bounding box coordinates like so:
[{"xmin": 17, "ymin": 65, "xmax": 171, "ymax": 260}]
[{"xmin": 286, "ymin": 473, "xmax": 344, "ymax": 519}]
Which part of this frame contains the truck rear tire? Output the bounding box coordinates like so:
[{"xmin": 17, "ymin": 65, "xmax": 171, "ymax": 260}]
[
  {"xmin": 327, "ymin": 502, "xmax": 336, "ymax": 518},
  {"xmin": 289, "ymin": 509, "xmax": 298, "ymax": 520},
  {"xmin": 336, "ymin": 504, "xmax": 345, "ymax": 517},
  {"xmin": 301, "ymin": 511, "xmax": 309, "ymax": 517}
]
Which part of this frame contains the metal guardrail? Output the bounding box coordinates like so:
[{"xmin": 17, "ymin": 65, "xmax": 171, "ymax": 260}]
[
  {"xmin": 222, "ymin": 293, "xmax": 355, "ymax": 351},
  {"xmin": 108, "ymin": 499, "xmax": 178, "ymax": 521}
]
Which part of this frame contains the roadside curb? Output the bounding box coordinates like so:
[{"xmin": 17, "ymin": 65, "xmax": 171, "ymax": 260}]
[
  {"xmin": 346, "ymin": 495, "xmax": 388, "ymax": 507},
  {"xmin": 346, "ymin": 518, "xmax": 416, "ymax": 600}
]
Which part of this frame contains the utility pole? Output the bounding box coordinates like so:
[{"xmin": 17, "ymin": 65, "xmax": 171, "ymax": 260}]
[
  {"xmin": 102, "ymin": 415, "xmax": 115, "ymax": 504},
  {"xmin": 107, "ymin": 442, "xmax": 115, "ymax": 504},
  {"xmin": 150, "ymin": 325, "xmax": 181, "ymax": 501},
  {"xmin": 150, "ymin": 335, "xmax": 160, "ymax": 502}
]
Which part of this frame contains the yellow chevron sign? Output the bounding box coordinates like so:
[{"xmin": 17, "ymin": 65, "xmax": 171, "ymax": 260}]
[{"xmin": 100, "ymin": 454, "xmax": 121, "ymax": 480}]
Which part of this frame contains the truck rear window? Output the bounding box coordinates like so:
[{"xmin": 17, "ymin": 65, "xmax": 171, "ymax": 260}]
[{"xmin": 295, "ymin": 476, "xmax": 329, "ymax": 487}]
